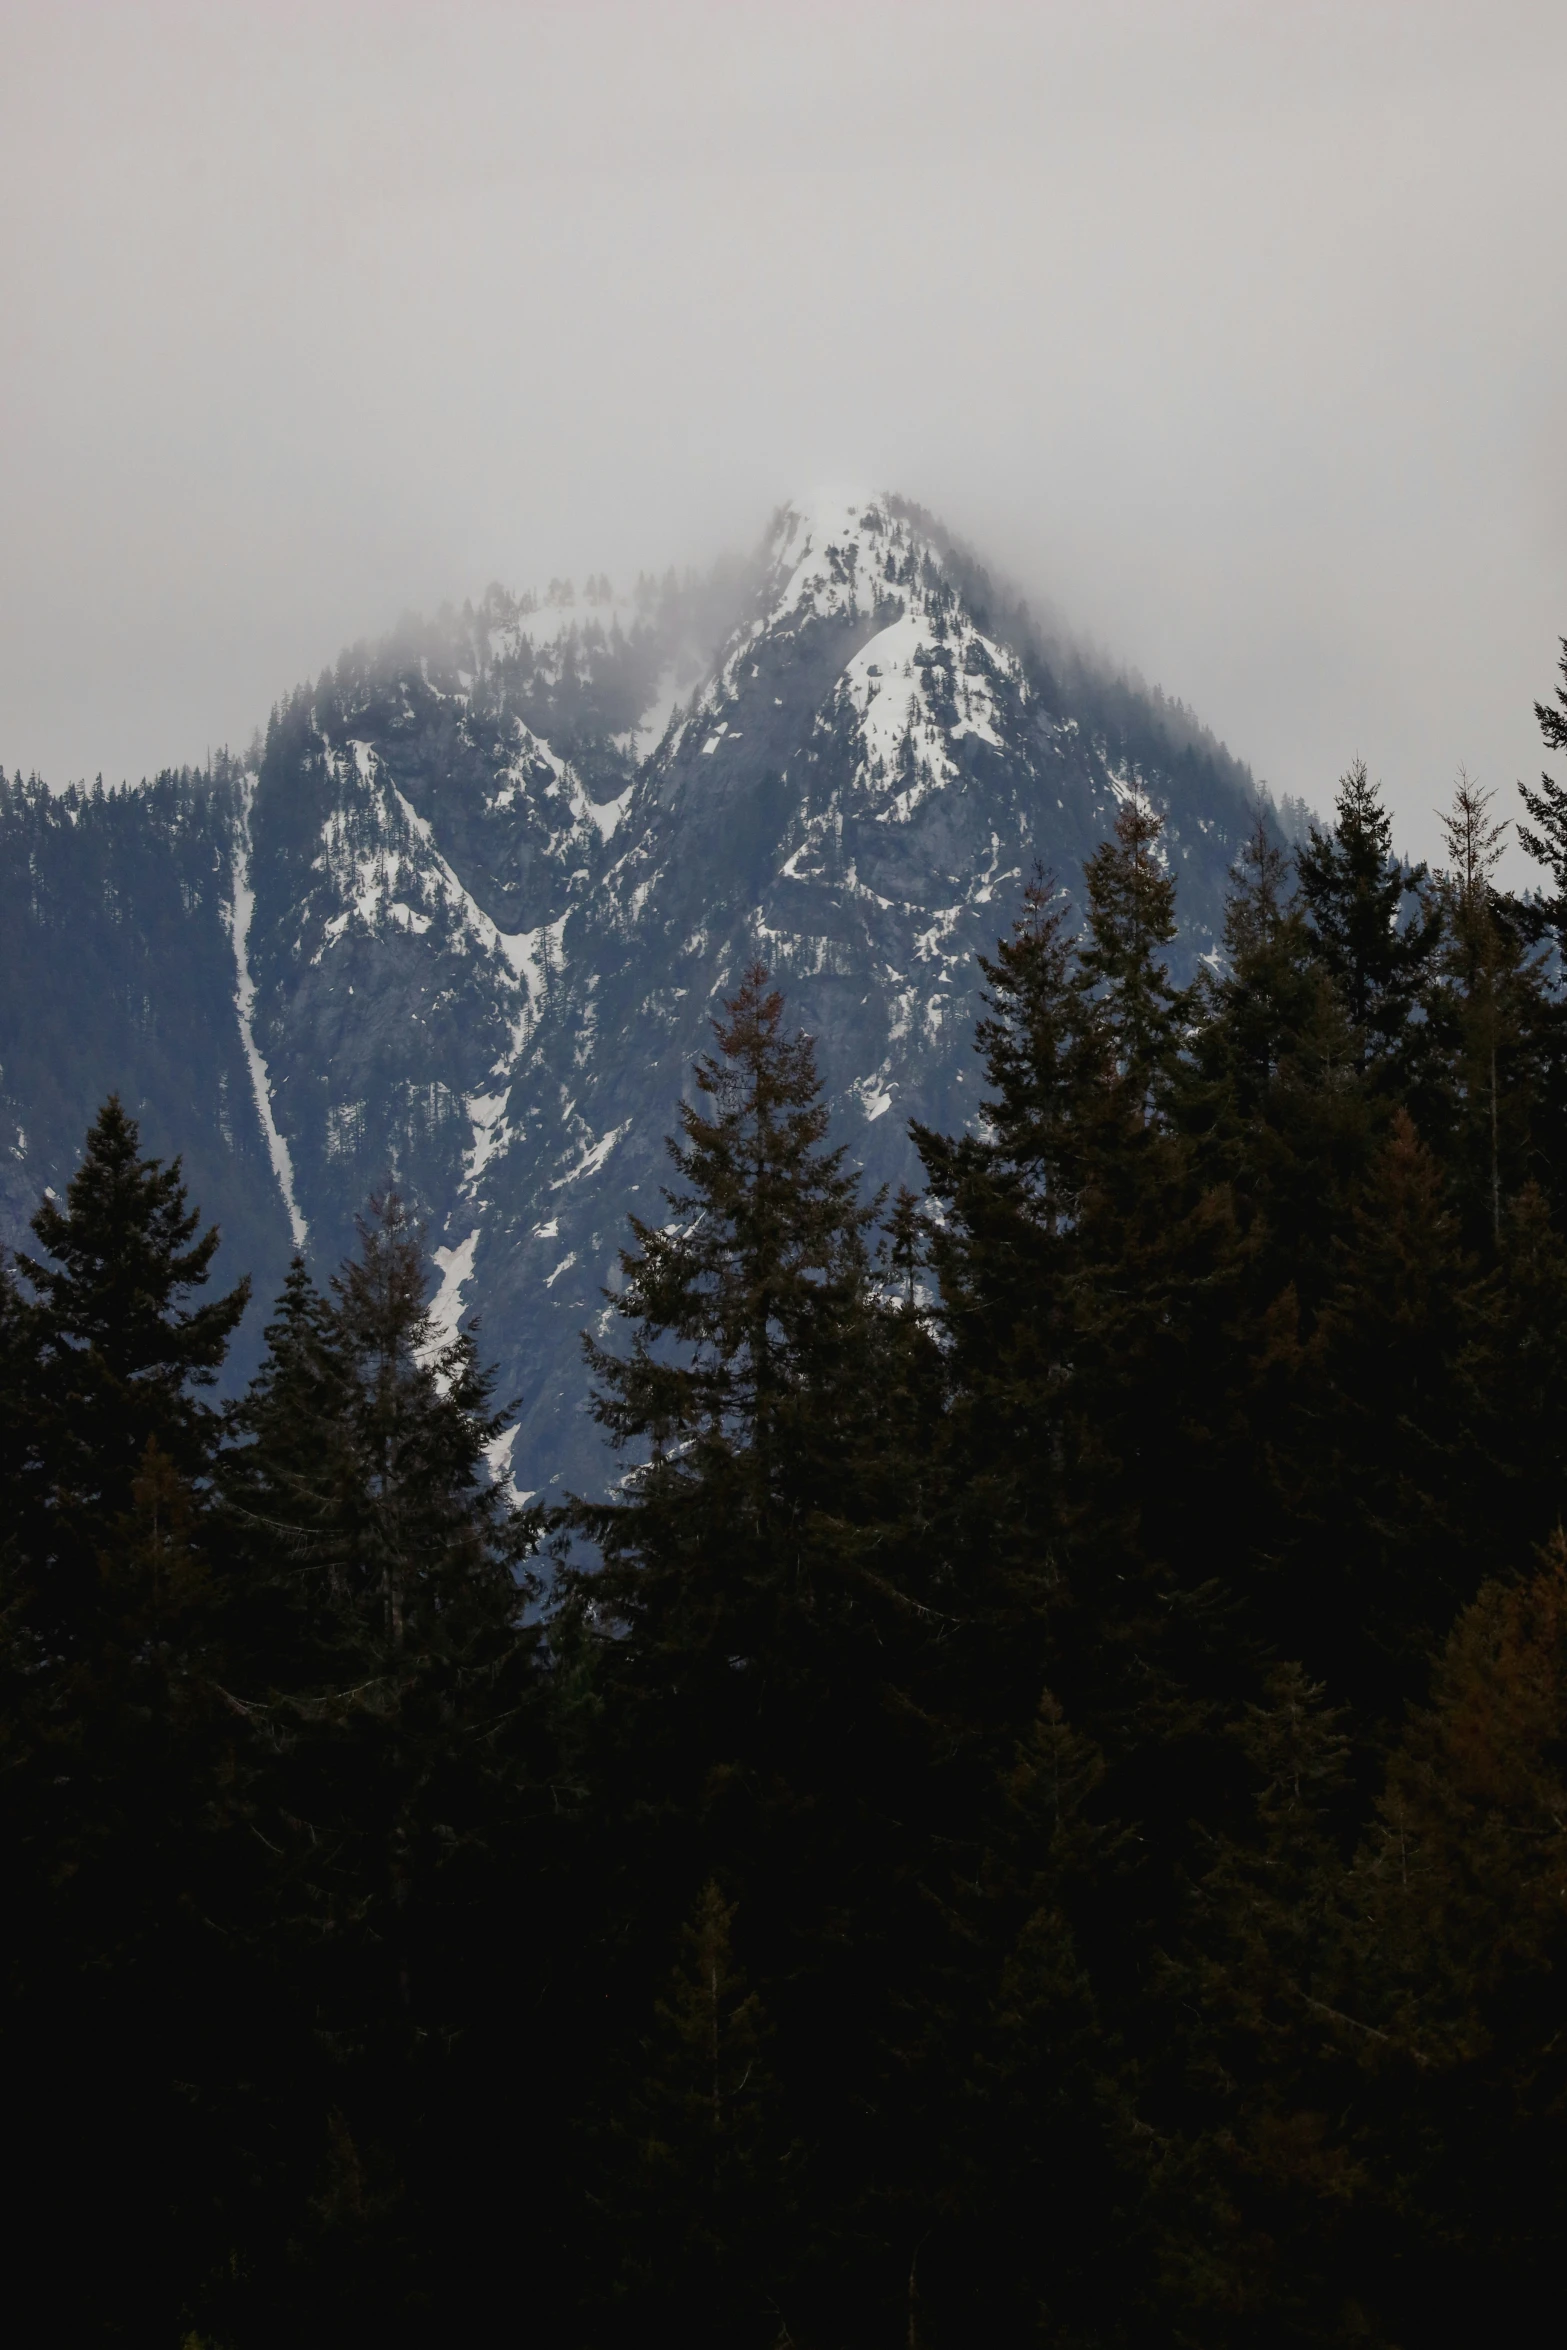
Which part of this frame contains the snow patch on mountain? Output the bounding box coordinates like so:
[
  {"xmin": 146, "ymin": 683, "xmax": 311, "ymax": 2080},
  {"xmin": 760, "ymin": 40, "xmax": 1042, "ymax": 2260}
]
[
  {"xmin": 428, "ymin": 1225, "xmax": 480, "ymax": 1350},
  {"xmin": 550, "ymin": 1119, "xmax": 632, "ymax": 1191},
  {"xmin": 384, "ymin": 779, "xmax": 540, "ymax": 984},
  {"xmin": 226, "ymin": 776, "xmax": 307, "ymax": 1248},
  {"xmin": 572, "ymin": 775, "xmax": 634, "ymax": 842},
  {"xmin": 462, "ymin": 1090, "xmax": 512, "ymax": 1188},
  {"xmin": 765, "ymin": 492, "xmax": 898, "ymax": 629}
]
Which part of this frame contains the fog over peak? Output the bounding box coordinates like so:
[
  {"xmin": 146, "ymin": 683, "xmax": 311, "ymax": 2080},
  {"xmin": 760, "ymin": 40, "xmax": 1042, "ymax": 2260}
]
[{"xmin": 2, "ymin": 0, "xmax": 1564, "ymax": 872}]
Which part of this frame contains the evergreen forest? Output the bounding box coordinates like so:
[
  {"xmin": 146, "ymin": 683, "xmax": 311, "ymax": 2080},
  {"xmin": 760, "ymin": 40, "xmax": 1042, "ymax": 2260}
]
[{"xmin": 9, "ymin": 648, "xmax": 1567, "ymax": 2348}]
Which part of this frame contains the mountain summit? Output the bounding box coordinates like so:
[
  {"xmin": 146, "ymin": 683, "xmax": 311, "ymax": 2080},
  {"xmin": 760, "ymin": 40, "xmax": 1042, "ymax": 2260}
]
[{"xmin": 1, "ymin": 493, "xmax": 1275, "ymax": 1494}]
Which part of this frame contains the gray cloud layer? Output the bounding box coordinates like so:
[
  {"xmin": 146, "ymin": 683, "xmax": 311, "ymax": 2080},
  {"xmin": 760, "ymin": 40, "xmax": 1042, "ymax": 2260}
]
[{"xmin": 3, "ymin": 0, "xmax": 1564, "ymax": 868}]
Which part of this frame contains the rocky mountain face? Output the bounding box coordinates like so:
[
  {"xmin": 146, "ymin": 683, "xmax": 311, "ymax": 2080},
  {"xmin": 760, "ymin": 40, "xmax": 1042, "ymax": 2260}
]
[{"xmin": 0, "ymin": 495, "xmax": 1281, "ymax": 1496}]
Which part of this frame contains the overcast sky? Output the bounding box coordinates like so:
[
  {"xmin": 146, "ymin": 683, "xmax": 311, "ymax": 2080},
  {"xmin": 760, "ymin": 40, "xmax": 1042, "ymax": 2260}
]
[{"xmin": 3, "ymin": 0, "xmax": 1564, "ymax": 867}]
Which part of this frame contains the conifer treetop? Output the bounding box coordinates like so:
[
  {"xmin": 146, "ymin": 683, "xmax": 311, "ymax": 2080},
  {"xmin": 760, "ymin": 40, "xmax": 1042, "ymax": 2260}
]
[
  {"xmin": 586, "ymin": 963, "xmax": 877, "ymax": 1462},
  {"xmin": 20, "ymin": 1093, "xmax": 248, "ymax": 1392},
  {"xmin": 1517, "ymin": 637, "xmax": 1567, "ymax": 922},
  {"xmin": 1076, "ymin": 794, "xmax": 1190, "ymax": 1094},
  {"xmin": 1296, "ymin": 758, "xmax": 1440, "ymax": 1051}
]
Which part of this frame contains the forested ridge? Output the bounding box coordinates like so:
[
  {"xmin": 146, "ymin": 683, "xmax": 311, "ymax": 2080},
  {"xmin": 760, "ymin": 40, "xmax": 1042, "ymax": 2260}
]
[{"xmin": 7, "ymin": 648, "xmax": 1567, "ymax": 2346}]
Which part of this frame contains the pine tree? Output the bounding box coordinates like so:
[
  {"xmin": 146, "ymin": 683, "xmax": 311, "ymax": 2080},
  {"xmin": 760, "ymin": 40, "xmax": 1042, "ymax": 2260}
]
[
  {"xmin": 1271, "ymin": 1108, "xmax": 1476, "ymax": 1728},
  {"xmin": 608, "ymin": 1881, "xmax": 783, "ymax": 2347},
  {"xmin": 0, "ymin": 1099, "xmax": 252, "ymax": 2337},
  {"xmin": 912, "ymin": 876, "xmax": 1083, "ymax": 1748},
  {"xmin": 1504, "ymin": 644, "xmax": 1567, "ymax": 1222},
  {"xmin": 572, "ymin": 963, "xmax": 899, "ymax": 1803},
  {"xmin": 1151, "ymin": 1666, "xmax": 1364, "ymax": 2347},
  {"xmin": 1075, "ymin": 789, "xmax": 1192, "ymax": 1110},
  {"xmin": 1452, "ymin": 1181, "xmax": 1567, "ymax": 1582},
  {"xmin": 567, "ymin": 967, "xmax": 948, "ymax": 2342},
  {"xmin": 1182, "ymin": 820, "xmax": 1368, "ymax": 1323},
  {"xmin": 1296, "ymin": 760, "xmax": 1441, "ymax": 1067},
  {"xmin": 0, "ymin": 1247, "xmax": 35, "ymax": 1721},
  {"xmin": 218, "ymin": 1254, "xmax": 355, "ymax": 1684},
  {"xmin": 1515, "ymin": 634, "xmax": 1567, "ymax": 934},
  {"xmin": 913, "ymin": 801, "xmax": 1220, "ymax": 1766},
  {"xmin": 1336, "ymin": 1539, "xmax": 1567, "ymax": 2339},
  {"xmin": 10, "ymin": 1093, "xmax": 248, "ymax": 1652},
  {"xmin": 953, "ymin": 1692, "xmax": 1147, "ymax": 2347},
  {"xmin": 204, "ymin": 1199, "xmax": 548, "ymax": 2344},
  {"xmin": 1420, "ymin": 775, "xmax": 1547, "ymax": 1250},
  {"xmin": 1039, "ymin": 802, "xmax": 1254, "ymax": 1801},
  {"xmin": 226, "ymin": 1204, "xmax": 536, "ymax": 1664},
  {"xmin": 915, "ymin": 810, "xmax": 1285, "ymax": 2340}
]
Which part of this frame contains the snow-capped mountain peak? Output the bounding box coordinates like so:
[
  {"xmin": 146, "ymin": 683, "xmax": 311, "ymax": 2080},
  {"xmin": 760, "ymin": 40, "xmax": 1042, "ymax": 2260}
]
[{"xmin": 0, "ymin": 492, "xmax": 1272, "ymax": 1501}]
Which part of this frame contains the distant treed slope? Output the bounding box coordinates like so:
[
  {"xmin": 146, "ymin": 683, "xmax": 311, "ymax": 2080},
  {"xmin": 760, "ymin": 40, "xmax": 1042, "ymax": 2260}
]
[
  {"xmin": 0, "ymin": 498, "xmax": 1280, "ymax": 1490},
  {"xmin": 0, "ymin": 768, "xmax": 293, "ymax": 1376}
]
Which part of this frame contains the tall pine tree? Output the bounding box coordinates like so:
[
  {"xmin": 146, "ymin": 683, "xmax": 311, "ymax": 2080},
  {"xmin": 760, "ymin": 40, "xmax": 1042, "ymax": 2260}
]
[
  {"xmin": 567, "ymin": 966, "xmax": 949, "ymax": 2346},
  {"xmin": 206, "ymin": 1199, "xmax": 548, "ymax": 2346},
  {"xmin": 1296, "ymin": 759, "xmax": 1441, "ymax": 1069},
  {"xmin": 0, "ymin": 1098, "xmax": 251, "ymax": 2339}
]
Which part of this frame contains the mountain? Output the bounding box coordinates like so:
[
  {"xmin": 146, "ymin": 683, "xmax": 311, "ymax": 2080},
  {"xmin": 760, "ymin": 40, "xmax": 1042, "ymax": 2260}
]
[{"xmin": 0, "ymin": 493, "xmax": 1282, "ymax": 1496}]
